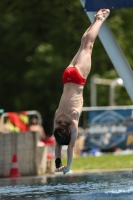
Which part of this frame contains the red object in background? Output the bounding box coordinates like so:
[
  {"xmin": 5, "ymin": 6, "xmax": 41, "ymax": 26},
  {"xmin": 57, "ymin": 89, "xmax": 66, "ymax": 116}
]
[
  {"xmin": 47, "ymin": 153, "xmax": 54, "ymax": 159},
  {"xmin": 8, "ymin": 112, "xmax": 28, "ymax": 131},
  {"xmin": 9, "ymin": 154, "xmax": 21, "ymax": 178},
  {"xmin": 42, "ymin": 136, "xmax": 55, "ymax": 145}
]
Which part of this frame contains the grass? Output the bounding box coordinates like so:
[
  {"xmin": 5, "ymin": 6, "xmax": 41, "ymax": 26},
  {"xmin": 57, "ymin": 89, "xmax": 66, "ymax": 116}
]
[{"xmin": 62, "ymin": 154, "xmax": 133, "ymax": 170}]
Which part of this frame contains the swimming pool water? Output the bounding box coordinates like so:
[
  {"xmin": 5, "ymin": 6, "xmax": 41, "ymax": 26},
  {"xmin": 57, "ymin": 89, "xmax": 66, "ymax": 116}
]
[{"xmin": 0, "ymin": 171, "xmax": 133, "ymax": 200}]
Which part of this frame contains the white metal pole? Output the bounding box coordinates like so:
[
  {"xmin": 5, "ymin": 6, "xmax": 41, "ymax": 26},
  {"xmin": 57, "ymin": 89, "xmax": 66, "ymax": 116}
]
[
  {"xmin": 109, "ymin": 84, "xmax": 115, "ymax": 106},
  {"xmin": 90, "ymin": 76, "xmax": 97, "ymax": 106},
  {"xmin": 109, "ymin": 78, "xmax": 124, "ymax": 106},
  {"xmin": 80, "ymin": 0, "xmax": 133, "ymax": 102}
]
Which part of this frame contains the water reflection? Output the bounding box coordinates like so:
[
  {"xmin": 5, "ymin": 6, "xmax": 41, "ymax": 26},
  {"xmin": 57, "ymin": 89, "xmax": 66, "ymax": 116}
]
[{"xmin": 0, "ymin": 172, "xmax": 133, "ymax": 200}]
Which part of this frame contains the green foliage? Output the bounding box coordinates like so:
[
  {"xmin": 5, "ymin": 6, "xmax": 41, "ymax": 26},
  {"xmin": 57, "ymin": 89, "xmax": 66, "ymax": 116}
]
[
  {"xmin": 0, "ymin": 1, "xmax": 133, "ymax": 133},
  {"xmin": 62, "ymin": 154, "xmax": 133, "ymax": 170}
]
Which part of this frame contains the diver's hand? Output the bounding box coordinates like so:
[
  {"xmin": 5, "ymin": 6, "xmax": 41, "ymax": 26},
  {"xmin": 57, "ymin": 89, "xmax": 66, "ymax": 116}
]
[{"xmin": 55, "ymin": 166, "xmax": 70, "ymax": 174}]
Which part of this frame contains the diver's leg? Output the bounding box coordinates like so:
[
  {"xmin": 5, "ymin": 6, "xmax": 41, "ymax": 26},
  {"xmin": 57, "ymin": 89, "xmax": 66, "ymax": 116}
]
[{"xmin": 70, "ymin": 9, "xmax": 110, "ymax": 78}]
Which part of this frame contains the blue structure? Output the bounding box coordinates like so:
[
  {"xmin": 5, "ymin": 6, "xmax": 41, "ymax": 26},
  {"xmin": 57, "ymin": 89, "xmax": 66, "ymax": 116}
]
[
  {"xmin": 84, "ymin": 0, "xmax": 133, "ymax": 11},
  {"xmin": 82, "ymin": 106, "xmax": 133, "ymax": 150}
]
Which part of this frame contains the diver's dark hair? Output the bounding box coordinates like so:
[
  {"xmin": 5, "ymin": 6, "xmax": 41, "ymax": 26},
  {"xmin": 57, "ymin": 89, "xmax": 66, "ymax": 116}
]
[{"xmin": 54, "ymin": 126, "xmax": 71, "ymax": 145}]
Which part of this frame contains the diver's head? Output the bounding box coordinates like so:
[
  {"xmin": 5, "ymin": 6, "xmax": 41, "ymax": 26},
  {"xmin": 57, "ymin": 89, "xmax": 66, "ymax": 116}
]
[{"xmin": 54, "ymin": 126, "xmax": 71, "ymax": 145}]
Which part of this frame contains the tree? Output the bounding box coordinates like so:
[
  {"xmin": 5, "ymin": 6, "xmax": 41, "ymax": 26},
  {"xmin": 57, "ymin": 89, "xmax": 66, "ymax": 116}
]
[{"xmin": 0, "ymin": 1, "xmax": 132, "ymax": 133}]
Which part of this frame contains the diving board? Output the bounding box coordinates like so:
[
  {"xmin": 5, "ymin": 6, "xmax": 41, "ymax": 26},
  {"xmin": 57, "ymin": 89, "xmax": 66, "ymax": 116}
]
[{"xmin": 80, "ymin": 0, "xmax": 133, "ymax": 102}]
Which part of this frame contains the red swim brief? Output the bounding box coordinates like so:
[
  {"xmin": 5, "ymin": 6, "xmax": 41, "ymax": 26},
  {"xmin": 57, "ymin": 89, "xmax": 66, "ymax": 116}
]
[{"xmin": 62, "ymin": 67, "xmax": 86, "ymax": 85}]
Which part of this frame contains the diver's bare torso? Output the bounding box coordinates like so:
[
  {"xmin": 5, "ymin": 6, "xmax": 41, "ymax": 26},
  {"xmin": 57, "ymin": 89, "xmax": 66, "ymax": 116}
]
[{"xmin": 55, "ymin": 82, "xmax": 84, "ymax": 125}]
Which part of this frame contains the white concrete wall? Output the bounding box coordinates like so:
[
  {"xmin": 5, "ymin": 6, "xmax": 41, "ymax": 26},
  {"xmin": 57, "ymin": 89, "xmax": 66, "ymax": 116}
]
[{"xmin": 0, "ymin": 132, "xmax": 47, "ymax": 178}]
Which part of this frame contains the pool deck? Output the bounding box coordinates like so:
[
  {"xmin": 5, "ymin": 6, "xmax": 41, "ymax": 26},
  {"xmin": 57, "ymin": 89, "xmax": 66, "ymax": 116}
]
[
  {"xmin": 0, "ymin": 168, "xmax": 132, "ymax": 181},
  {"xmin": 54, "ymin": 168, "xmax": 133, "ymax": 176},
  {"xmin": 70, "ymin": 168, "xmax": 133, "ymax": 173}
]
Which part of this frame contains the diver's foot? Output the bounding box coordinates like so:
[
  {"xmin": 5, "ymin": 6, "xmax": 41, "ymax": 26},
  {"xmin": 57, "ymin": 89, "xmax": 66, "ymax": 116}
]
[{"xmin": 94, "ymin": 9, "xmax": 110, "ymax": 21}]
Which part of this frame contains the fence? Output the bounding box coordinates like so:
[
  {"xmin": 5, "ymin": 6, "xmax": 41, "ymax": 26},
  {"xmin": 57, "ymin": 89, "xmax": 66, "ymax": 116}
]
[
  {"xmin": 0, "ymin": 110, "xmax": 56, "ymax": 177},
  {"xmin": 0, "ymin": 131, "xmax": 48, "ymax": 178}
]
